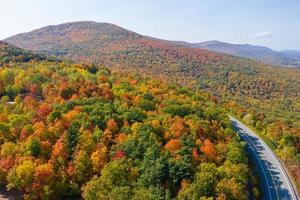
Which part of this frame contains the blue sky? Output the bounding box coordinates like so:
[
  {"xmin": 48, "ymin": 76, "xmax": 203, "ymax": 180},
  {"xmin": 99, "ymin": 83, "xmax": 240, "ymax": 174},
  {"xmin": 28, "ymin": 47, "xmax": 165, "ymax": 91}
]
[{"xmin": 1, "ymin": 0, "xmax": 299, "ymax": 50}]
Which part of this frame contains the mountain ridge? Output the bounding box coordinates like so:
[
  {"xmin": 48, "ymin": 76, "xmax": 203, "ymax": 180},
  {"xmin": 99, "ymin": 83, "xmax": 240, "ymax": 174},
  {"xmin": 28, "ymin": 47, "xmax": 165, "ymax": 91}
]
[
  {"xmin": 5, "ymin": 21, "xmax": 300, "ymax": 68},
  {"xmin": 5, "ymin": 21, "xmax": 142, "ymax": 55},
  {"xmin": 181, "ymin": 40, "xmax": 300, "ymax": 68},
  {"xmin": 5, "ymin": 21, "xmax": 232, "ymax": 85},
  {"xmin": 4, "ymin": 21, "xmax": 299, "ymax": 102}
]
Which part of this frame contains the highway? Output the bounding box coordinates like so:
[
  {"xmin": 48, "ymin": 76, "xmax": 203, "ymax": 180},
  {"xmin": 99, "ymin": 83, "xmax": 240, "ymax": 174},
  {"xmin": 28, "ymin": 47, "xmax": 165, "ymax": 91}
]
[{"xmin": 230, "ymin": 115, "xmax": 299, "ymax": 200}]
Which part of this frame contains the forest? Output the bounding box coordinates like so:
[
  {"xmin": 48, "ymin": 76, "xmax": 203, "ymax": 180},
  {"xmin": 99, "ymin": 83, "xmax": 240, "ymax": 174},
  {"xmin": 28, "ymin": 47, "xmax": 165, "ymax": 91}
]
[
  {"xmin": 0, "ymin": 41, "xmax": 47, "ymax": 65},
  {"xmin": 5, "ymin": 22, "xmax": 299, "ymax": 128},
  {"xmin": 0, "ymin": 56, "xmax": 257, "ymax": 199},
  {"xmin": 1, "ymin": 20, "xmax": 300, "ymax": 196},
  {"xmin": 0, "ymin": 37, "xmax": 299, "ymax": 198}
]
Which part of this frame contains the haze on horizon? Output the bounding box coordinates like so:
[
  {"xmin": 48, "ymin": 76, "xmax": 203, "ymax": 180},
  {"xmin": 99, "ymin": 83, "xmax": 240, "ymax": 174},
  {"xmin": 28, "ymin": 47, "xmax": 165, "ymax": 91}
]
[{"xmin": 1, "ymin": 0, "xmax": 299, "ymax": 50}]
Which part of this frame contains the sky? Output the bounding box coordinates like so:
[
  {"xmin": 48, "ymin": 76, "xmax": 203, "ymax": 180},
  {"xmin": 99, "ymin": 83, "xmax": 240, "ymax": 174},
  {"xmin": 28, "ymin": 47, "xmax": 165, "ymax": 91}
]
[{"xmin": 1, "ymin": 0, "xmax": 299, "ymax": 50}]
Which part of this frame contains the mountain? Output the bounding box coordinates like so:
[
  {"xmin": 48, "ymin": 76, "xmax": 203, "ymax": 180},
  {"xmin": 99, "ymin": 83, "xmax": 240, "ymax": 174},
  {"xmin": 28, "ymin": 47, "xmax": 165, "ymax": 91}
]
[
  {"xmin": 0, "ymin": 41, "xmax": 47, "ymax": 65},
  {"xmin": 4, "ymin": 21, "xmax": 142, "ymax": 56},
  {"xmin": 194, "ymin": 40, "xmax": 279, "ymax": 59},
  {"xmin": 183, "ymin": 40, "xmax": 300, "ymax": 68},
  {"xmin": 4, "ymin": 21, "xmax": 294, "ymax": 83},
  {"xmin": 4, "ymin": 22, "xmax": 300, "ymax": 123},
  {"xmin": 2, "ymin": 21, "xmax": 300, "ymax": 193},
  {"xmin": 5, "ymin": 21, "xmax": 240, "ymax": 85},
  {"xmin": 282, "ymin": 50, "xmax": 300, "ymax": 55},
  {"xmin": 281, "ymin": 50, "xmax": 300, "ymax": 66}
]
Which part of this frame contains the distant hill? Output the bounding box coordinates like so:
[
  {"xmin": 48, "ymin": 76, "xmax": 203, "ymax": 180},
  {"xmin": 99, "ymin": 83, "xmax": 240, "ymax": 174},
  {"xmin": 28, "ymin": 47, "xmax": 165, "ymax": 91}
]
[
  {"xmin": 7, "ymin": 22, "xmax": 299, "ymax": 68},
  {"xmin": 181, "ymin": 40, "xmax": 300, "ymax": 68},
  {"xmin": 4, "ymin": 21, "xmax": 292, "ymax": 80},
  {"xmin": 4, "ymin": 21, "xmax": 142, "ymax": 56},
  {"xmin": 0, "ymin": 41, "xmax": 47, "ymax": 65},
  {"xmin": 4, "ymin": 21, "xmax": 234, "ymax": 84},
  {"xmin": 4, "ymin": 22, "xmax": 300, "ymax": 125},
  {"xmin": 281, "ymin": 50, "xmax": 300, "ymax": 66},
  {"xmin": 282, "ymin": 50, "xmax": 300, "ymax": 55}
]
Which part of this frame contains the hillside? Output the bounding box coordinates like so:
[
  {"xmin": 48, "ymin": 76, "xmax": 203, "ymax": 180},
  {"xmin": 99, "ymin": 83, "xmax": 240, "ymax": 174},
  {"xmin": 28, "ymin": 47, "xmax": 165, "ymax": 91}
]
[
  {"xmin": 178, "ymin": 40, "xmax": 300, "ymax": 68},
  {"xmin": 0, "ymin": 59, "xmax": 253, "ymax": 199},
  {"xmin": 5, "ymin": 22, "xmax": 300, "ymax": 120},
  {"xmin": 0, "ymin": 41, "xmax": 46, "ymax": 65},
  {"xmin": 4, "ymin": 21, "xmax": 226, "ymax": 84}
]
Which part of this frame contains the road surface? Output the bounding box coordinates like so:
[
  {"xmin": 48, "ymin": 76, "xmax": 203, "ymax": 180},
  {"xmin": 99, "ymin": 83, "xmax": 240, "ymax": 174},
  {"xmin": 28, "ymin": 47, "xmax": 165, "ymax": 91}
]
[{"xmin": 230, "ymin": 115, "xmax": 299, "ymax": 200}]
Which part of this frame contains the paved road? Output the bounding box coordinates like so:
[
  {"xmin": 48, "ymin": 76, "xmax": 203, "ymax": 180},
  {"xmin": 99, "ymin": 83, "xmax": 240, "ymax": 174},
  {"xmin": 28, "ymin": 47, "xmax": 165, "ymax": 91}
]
[{"xmin": 230, "ymin": 116, "xmax": 299, "ymax": 200}]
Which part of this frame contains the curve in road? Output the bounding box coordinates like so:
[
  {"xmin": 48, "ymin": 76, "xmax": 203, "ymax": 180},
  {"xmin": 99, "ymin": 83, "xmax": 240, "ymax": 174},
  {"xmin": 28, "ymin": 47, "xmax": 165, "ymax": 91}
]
[{"xmin": 229, "ymin": 115, "xmax": 299, "ymax": 200}]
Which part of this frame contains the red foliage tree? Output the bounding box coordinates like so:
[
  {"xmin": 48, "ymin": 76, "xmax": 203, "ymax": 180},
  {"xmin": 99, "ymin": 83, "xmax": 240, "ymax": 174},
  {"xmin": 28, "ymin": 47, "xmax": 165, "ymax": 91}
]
[{"xmin": 201, "ymin": 139, "xmax": 217, "ymax": 160}]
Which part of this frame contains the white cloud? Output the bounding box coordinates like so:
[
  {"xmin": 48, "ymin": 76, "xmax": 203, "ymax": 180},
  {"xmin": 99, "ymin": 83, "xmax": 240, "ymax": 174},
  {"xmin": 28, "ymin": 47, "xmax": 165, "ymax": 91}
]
[{"xmin": 250, "ymin": 31, "xmax": 274, "ymax": 38}]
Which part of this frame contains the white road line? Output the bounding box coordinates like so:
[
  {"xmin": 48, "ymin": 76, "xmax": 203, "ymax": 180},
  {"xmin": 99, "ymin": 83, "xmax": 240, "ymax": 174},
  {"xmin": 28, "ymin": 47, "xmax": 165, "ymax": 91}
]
[
  {"xmin": 239, "ymin": 120, "xmax": 297, "ymax": 200},
  {"xmin": 230, "ymin": 116, "xmax": 299, "ymax": 200},
  {"xmin": 239, "ymin": 127, "xmax": 279, "ymax": 199},
  {"xmin": 232, "ymin": 125, "xmax": 274, "ymax": 199}
]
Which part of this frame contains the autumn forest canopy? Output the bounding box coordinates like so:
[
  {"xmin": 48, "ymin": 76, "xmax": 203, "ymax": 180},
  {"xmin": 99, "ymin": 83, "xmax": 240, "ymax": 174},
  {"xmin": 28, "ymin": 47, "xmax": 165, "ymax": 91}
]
[
  {"xmin": 0, "ymin": 21, "xmax": 299, "ymax": 199},
  {"xmin": 0, "ymin": 58, "xmax": 254, "ymax": 199}
]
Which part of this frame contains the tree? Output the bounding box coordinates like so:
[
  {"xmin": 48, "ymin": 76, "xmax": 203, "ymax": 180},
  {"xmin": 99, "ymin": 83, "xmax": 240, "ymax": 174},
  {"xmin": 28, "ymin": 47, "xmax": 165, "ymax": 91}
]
[
  {"xmin": 67, "ymin": 121, "xmax": 80, "ymax": 156},
  {"xmin": 82, "ymin": 158, "xmax": 136, "ymax": 200},
  {"xmin": 132, "ymin": 187, "xmax": 164, "ymax": 200},
  {"xmin": 5, "ymin": 85, "xmax": 20, "ymax": 101},
  {"xmin": 165, "ymin": 116, "xmax": 186, "ymax": 139},
  {"xmin": 178, "ymin": 163, "xmax": 218, "ymax": 199},
  {"xmin": 27, "ymin": 138, "xmax": 41, "ymax": 157},
  {"xmin": 51, "ymin": 137, "xmax": 68, "ymax": 161},
  {"xmin": 165, "ymin": 139, "xmax": 181, "ymax": 155},
  {"xmin": 138, "ymin": 99, "xmax": 156, "ymax": 111},
  {"xmin": 7, "ymin": 160, "xmax": 35, "ymax": 191},
  {"xmin": 106, "ymin": 118, "xmax": 118, "ymax": 132},
  {"xmin": 37, "ymin": 103, "xmax": 52, "ymax": 120},
  {"xmin": 59, "ymin": 87, "xmax": 74, "ymax": 100},
  {"xmin": 201, "ymin": 139, "xmax": 217, "ymax": 161},
  {"xmin": 218, "ymin": 161, "xmax": 248, "ymax": 186},
  {"xmin": 216, "ymin": 178, "xmax": 247, "ymax": 200},
  {"xmin": 226, "ymin": 141, "xmax": 247, "ymax": 164},
  {"xmin": 90, "ymin": 147, "xmax": 108, "ymax": 174},
  {"xmin": 1, "ymin": 69, "xmax": 14, "ymax": 85},
  {"xmin": 0, "ymin": 122, "xmax": 12, "ymax": 141},
  {"xmin": 123, "ymin": 107, "xmax": 147, "ymax": 124},
  {"xmin": 1, "ymin": 142, "xmax": 17, "ymax": 157},
  {"xmin": 137, "ymin": 145, "xmax": 167, "ymax": 188},
  {"xmin": 242, "ymin": 113, "xmax": 254, "ymax": 127},
  {"xmin": 32, "ymin": 164, "xmax": 55, "ymax": 199},
  {"xmin": 48, "ymin": 110, "xmax": 62, "ymax": 123},
  {"xmin": 163, "ymin": 104, "xmax": 193, "ymax": 117},
  {"xmin": 72, "ymin": 150, "xmax": 92, "ymax": 184}
]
